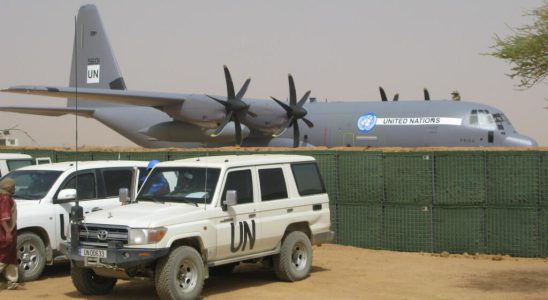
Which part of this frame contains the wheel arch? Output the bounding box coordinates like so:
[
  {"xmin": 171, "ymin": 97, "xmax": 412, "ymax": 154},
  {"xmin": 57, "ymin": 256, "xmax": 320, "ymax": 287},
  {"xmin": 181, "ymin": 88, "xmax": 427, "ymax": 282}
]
[
  {"xmin": 169, "ymin": 236, "xmax": 205, "ymax": 255},
  {"xmin": 283, "ymin": 222, "xmax": 311, "ymax": 240}
]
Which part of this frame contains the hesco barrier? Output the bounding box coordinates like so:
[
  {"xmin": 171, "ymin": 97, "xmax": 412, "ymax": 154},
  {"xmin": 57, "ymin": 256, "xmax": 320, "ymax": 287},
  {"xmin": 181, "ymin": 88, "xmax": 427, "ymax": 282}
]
[{"xmin": 1, "ymin": 147, "xmax": 547, "ymax": 257}]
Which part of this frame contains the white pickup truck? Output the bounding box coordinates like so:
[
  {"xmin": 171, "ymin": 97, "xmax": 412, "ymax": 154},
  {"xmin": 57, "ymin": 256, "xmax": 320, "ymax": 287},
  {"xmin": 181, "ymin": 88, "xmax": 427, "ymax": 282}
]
[
  {"xmin": 0, "ymin": 153, "xmax": 51, "ymax": 177},
  {"xmin": 2, "ymin": 160, "xmax": 147, "ymax": 281},
  {"xmin": 64, "ymin": 154, "xmax": 334, "ymax": 300}
]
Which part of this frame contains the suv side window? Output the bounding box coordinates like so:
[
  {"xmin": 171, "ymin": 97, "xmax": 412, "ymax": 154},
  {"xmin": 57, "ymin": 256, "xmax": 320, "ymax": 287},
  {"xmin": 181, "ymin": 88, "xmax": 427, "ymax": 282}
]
[
  {"xmin": 291, "ymin": 163, "xmax": 326, "ymax": 196},
  {"xmin": 102, "ymin": 169, "xmax": 133, "ymax": 197},
  {"xmin": 259, "ymin": 168, "xmax": 288, "ymax": 201},
  {"xmin": 222, "ymin": 169, "xmax": 253, "ymax": 204},
  {"xmin": 62, "ymin": 172, "xmax": 97, "ymax": 200}
]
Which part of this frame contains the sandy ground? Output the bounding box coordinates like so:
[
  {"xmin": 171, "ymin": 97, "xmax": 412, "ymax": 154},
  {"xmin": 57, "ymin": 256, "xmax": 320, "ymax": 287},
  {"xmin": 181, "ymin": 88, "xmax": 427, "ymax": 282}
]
[{"xmin": 1, "ymin": 244, "xmax": 547, "ymax": 299}]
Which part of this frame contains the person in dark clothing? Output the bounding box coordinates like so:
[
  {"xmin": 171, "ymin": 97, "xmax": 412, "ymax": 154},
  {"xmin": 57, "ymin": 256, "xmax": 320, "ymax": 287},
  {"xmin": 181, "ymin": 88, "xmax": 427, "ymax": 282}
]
[{"xmin": 0, "ymin": 178, "xmax": 18, "ymax": 290}]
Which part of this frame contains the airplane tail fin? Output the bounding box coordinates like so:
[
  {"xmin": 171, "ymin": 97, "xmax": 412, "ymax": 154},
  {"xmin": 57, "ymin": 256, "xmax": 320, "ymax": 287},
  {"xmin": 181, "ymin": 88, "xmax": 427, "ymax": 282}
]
[{"xmin": 68, "ymin": 4, "xmax": 126, "ymax": 108}]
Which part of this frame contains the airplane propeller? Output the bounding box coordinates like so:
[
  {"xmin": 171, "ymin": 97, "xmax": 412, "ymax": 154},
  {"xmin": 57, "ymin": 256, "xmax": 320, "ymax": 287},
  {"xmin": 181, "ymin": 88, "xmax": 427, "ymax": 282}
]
[
  {"xmin": 379, "ymin": 86, "xmax": 399, "ymax": 101},
  {"xmin": 270, "ymin": 74, "xmax": 314, "ymax": 148},
  {"xmin": 379, "ymin": 86, "xmax": 388, "ymax": 101},
  {"xmin": 424, "ymin": 88, "xmax": 430, "ymax": 101},
  {"xmin": 207, "ymin": 65, "xmax": 256, "ymax": 145}
]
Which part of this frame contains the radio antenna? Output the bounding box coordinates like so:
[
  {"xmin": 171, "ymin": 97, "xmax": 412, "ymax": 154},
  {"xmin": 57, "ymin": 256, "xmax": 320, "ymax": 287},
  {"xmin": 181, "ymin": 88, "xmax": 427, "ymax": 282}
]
[
  {"xmin": 74, "ymin": 15, "xmax": 79, "ymax": 205},
  {"xmin": 70, "ymin": 15, "xmax": 84, "ymax": 251}
]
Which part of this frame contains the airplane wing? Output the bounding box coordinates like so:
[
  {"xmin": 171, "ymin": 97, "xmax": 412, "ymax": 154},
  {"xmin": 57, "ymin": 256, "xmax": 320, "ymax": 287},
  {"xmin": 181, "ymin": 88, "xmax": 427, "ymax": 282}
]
[
  {"xmin": 0, "ymin": 106, "xmax": 95, "ymax": 118},
  {"xmin": 1, "ymin": 86, "xmax": 187, "ymax": 107}
]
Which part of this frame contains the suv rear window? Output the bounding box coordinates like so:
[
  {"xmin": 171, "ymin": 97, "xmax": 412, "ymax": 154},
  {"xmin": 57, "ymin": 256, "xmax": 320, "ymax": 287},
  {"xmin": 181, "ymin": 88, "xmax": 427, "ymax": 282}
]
[{"xmin": 291, "ymin": 163, "xmax": 326, "ymax": 196}]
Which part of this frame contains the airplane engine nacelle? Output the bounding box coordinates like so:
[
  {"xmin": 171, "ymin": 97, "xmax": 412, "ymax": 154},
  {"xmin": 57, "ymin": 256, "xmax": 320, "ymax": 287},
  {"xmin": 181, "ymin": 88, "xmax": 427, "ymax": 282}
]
[
  {"xmin": 162, "ymin": 98, "xmax": 226, "ymax": 129},
  {"xmin": 139, "ymin": 121, "xmax": 250, "ymax": 144}
]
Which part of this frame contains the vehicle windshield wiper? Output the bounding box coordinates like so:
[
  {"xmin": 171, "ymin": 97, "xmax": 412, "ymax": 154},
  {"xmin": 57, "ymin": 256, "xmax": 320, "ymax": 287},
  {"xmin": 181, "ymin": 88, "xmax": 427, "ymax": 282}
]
[
  {"xmin": 180, "ymin": 197, "xmax": 198, "ymax": 207},
  {"xmin": 137, "ymin": 196, "xmax": 163, "ymax": 203}
]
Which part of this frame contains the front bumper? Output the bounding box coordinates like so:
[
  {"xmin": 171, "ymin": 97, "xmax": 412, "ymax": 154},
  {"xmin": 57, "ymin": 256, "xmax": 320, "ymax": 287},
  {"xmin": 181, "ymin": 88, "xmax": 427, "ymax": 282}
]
[{"xmin": 61, "ymin": 242, "xmax": 170, "ymax": 270}]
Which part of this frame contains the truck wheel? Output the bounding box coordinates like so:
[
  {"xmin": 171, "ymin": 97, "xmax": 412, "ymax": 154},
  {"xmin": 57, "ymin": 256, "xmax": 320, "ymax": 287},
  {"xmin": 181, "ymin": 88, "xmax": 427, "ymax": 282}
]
[
  {"xmin": 71, "ymin": 265, "xmax": 117, "ymax": 295},
  {"xmin": 17, "ymin": 232, "xmax": 46, "ymax": 282},
  {"xmin": 273, "ymin": 231, "xmax": 312, "ymax": 282},
  {"xmin": 155, "ymin": 246, "xmax": 204, "ymax": 300}
]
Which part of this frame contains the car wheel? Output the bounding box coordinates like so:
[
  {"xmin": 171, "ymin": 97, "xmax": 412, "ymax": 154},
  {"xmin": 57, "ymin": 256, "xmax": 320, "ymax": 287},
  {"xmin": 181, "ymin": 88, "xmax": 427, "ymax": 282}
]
[
  {"xmin": 273, "ymin": 231, "xmax": 312, "ymax": 282},
  {"xmin": 155, "ymin": 246, "xmax": 204, "ymax": 300},
  {"xmin": 17, "ymin": 232, "xmax": 46, "ymax": 282},
  {"xmin": 71, "ymin": 264, "xmax": 117, "ymax": 295}
]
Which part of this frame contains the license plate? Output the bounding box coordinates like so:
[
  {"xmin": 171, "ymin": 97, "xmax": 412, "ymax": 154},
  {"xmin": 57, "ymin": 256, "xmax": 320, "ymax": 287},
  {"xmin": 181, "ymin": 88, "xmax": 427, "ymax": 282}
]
[{"xmin": 79, "ymin": 248, "xmax": 107, "ymax": 258}]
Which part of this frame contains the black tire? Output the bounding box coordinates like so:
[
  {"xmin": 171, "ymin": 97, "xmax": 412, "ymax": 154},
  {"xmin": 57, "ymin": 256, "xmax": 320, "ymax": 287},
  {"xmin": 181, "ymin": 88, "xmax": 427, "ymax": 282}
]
[
  {"xmin": 17, "ymin": 232, "xmax": 46, "ymax": 282},
  {"xmin": 71, "ymin": 264, "xmax": 117, "ymax": 295},
  {"xmin": 273, "ymin": 231, "xmax": 312, "ymax": 282},
  {"xmin": 209, "ymin": 263, "xmax": 237, "ymax": 277},
  {"xmin": 155, "ymin": 246, "xmax": 204, "ymax": 300}
]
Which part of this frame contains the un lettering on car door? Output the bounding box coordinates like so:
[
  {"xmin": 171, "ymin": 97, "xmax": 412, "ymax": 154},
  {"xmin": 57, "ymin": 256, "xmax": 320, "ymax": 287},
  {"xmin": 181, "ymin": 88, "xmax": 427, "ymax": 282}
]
[{"xmin": 229, "ymin": 220, "xmax": 256, "ymax": 252}]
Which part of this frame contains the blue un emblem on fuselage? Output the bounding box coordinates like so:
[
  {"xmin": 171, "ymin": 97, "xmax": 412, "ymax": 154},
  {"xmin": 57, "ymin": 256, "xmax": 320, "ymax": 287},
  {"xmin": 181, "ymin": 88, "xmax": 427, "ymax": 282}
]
[{"xmin": 357, "ymin": 113, "xmax": 377, "ymax": 132}]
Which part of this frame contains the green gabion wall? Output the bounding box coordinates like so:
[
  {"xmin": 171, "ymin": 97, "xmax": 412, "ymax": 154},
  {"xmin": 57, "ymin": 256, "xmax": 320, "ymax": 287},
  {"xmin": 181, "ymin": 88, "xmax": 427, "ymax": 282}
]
[{"xmin": 1, "ymin": 147, "xmax": 546, "ymax": 257}]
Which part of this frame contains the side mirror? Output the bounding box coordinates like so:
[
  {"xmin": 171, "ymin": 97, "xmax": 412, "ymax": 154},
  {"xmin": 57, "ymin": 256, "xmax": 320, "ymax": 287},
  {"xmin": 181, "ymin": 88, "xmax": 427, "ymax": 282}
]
[
  {"xmin": 119, "ymin": 188, "xmax": 130, "ymax": 205},
  {"xmin": 58, "ymin": 188, "xmax": 77, "ymax": 201},
  {"xmin": 222, "ymin": 190, "xmax": 237, "ymax": 211}
]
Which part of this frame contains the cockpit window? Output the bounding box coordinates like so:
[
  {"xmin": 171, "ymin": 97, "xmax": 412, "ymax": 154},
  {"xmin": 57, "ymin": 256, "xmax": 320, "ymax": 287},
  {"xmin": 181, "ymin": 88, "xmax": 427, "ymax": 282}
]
[
  {"xmin": 469, "ymin": 109, "xmax": 496, "ymax": 130},
  {"xmin": 470, "ymin": 110, "xmax": 478, "ymax": 125}
]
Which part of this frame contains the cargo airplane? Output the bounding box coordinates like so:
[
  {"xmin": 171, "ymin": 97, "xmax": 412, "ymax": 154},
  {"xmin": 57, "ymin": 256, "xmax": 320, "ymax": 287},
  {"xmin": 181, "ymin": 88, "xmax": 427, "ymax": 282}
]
[{"xmin": 0, "ymin": 5, "xmax": 537, "ymax": 148}]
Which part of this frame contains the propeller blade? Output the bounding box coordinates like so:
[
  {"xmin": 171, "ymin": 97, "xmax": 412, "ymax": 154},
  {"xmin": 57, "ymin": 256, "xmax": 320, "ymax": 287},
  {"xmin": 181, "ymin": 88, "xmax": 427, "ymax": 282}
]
[
  {"xmin": 302, "ymin": 117, "xmax": 314, "ymax": 128},
  {"xmin": 379, "ymin": 86, "xmax": 387, "ymax": 101},
  {"xmin": 297, "ymin": 90, "xmax": 311, "ymax": 107},
  {"xmin": 424, "ymin": 88, "xmax": 430, "ymax": 101},
  {"xmin": 206, "ymin": 95, "xmax": 228, "ymax": 107},
  {"xmin": 210, "ymin": 111, "xmax": 233, "ymax": 137},
  {"xmin": 393, "ymin": 93, "xmax": 399, "ymax": 101},
  {"xmin": 246, "ymin": 110, "xmax": 257, "ymax": 118},
  {"xmin": 234, "ymin": 117, "xmax": 242, "ymax": 145},
  {"xmin": 273, "ymin": 117, "xmax": 294, "ymax": 137},
  {"xmin": 235, "ymin": 78, "xmax": 251, "ymax": 100},
  {"xmin": 223, "ymin": 65, "xmax": 235, "ymax": 100},
  {"xmin": 270, "ymin": 96, "xmax": 292, "ymax": 113},
  {"xmin": 288, "ymin": 74, "xmax": 297, "ymax": 106},
  {"xmin": 293, "ymin": 120, "xmax": 300, "ymax": 148}
]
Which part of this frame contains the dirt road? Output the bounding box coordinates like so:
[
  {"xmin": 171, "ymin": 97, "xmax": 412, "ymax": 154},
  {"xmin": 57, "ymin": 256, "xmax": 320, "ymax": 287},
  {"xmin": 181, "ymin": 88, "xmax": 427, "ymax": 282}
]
[{"xmin": 2, "ymin": 244, "xmax": 547, "ymax": 299}]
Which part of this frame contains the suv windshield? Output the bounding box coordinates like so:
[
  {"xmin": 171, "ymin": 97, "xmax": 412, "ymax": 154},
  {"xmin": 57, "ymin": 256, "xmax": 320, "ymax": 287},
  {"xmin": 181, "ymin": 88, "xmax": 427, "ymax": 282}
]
[
  {"xmin": 7, "ymin": 170, "xmax": 63, "ymax": 200},
  {"xmin": 138, "ymin": 167, "xmax": 220, "ymax": 204}
]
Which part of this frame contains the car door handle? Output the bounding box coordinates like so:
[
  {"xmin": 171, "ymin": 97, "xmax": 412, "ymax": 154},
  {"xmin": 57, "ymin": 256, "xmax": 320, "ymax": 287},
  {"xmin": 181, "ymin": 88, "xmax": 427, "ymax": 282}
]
[
  {"xmin": 91, "ymin": 207, "xmax": 102, "ymax": 212},
  {"xmin": 249, "ymin": 213, "xmax": 256, "ymax": 218}
]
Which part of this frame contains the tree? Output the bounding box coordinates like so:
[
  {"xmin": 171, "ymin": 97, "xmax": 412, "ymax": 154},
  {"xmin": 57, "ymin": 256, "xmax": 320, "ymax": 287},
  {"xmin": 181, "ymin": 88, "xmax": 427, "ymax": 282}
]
[
  {"xmin": 451, "ymin": 90, "xmax": 461, "ymax": 101},
  {"xmin": 487, "ymin": 2, "xmax": 548, "ymax": 88}
]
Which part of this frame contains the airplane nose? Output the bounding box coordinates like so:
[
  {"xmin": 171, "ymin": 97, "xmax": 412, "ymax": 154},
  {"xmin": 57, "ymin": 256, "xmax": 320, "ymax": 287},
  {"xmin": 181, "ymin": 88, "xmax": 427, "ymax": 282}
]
[{"xmin": 502, "ymin": 134, "xmax": 538, "ymax": 147}]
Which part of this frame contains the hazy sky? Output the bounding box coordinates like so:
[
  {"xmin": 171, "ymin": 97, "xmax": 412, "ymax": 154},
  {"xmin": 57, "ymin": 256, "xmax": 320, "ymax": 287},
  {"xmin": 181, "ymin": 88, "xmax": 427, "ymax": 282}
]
[{"xmin": 0, "ymin": 0, "xmax": 546, "ymax": 147}]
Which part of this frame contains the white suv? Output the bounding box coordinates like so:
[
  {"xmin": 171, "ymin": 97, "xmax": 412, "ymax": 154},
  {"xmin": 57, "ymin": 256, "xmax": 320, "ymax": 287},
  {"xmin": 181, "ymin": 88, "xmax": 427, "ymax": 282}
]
[
  {"xmin": 65, "ymin": 154, "xmax": 334, "ymax": 299},
  {"xmin": 3, "ymin": 160, "xmax": 147, "ymax": 281}
]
